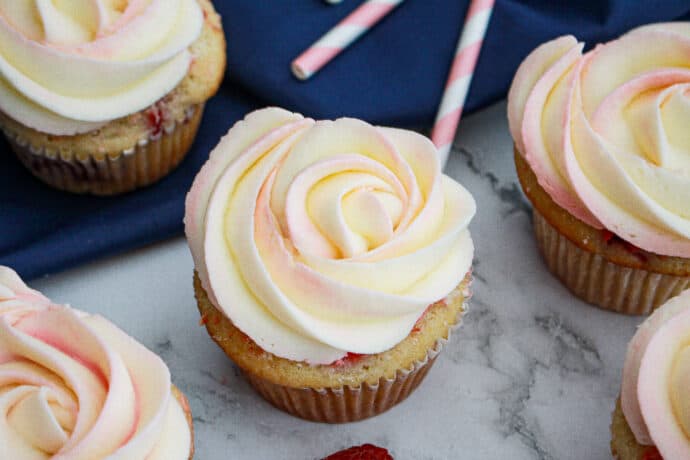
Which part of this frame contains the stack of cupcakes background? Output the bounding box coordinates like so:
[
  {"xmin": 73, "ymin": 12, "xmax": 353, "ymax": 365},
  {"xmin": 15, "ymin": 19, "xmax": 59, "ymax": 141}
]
[
  {"xmin": 508, "ymin": 24, "xmax": 690, "ymax": 315},
  {"xmin": 185, "ymin": 107, "xmax": 476, "ymax": 422},
  {"xmin": 0, "ymin": 266, "xmax": 195, "ymax": 459},
  {"xmin": 0, "ymin": 0, "xmax": 226, "ymax": 195}
]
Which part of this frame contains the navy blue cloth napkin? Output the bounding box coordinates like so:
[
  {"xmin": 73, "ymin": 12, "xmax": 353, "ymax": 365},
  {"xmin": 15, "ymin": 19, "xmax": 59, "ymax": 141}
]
[{"xmin": 2, "ymin": 0, "xmax": 689, "ymax": 279}]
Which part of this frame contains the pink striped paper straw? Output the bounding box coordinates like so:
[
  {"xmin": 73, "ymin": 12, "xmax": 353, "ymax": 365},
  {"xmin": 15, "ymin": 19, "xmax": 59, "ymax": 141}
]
[
  {"xmin": 431, "ymin": 0, "xmax": 495, "ymax": 168},
  {"xmin": 292, "ymin": 0, "xmax": 404, "ymax": 81}
]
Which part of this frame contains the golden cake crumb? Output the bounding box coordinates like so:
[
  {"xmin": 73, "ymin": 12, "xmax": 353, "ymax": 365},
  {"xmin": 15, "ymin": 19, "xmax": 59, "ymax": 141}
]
[{"xmin": 194, "ymin": 272, "xmax": 470, "ymax": 389}]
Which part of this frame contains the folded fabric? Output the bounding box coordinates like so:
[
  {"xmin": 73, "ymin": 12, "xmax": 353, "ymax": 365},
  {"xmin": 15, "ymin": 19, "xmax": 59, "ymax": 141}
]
[{"xmin": 1, "ymin": 0, "xmax": 689, "ymax": 279}]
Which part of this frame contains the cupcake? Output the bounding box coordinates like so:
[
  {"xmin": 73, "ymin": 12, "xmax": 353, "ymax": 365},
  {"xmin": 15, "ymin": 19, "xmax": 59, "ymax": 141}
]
[
  {"xmin": 0, "ymin": 0, "xmax": 226, "ymax": 195},
  {"xmin": 611, "ymin": 289, "xmax": 690, "ymax": 459},
  {"xmin": 0, "ymin": 266, "xmax": 194, "ymax": 459},
  {"xmin": 508, "ymin": 24, "xmax": 690, "ymax": 315},
  {"xmin": 185, "ymin": 107, "xmax": 475, "ymax": 422}
]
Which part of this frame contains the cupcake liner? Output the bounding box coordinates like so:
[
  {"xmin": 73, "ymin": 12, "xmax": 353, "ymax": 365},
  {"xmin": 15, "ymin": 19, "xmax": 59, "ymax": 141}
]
[
  {"xmin": 5, "ymin": 104, "xmax": 204, "ymax": 196},
  {"xmin": 534, "ymin": 208, "xmax": 690, "ymax": 315},
  {"xmin": 240, "ymin": 296, "xmax": 469, "ymax": 424}
]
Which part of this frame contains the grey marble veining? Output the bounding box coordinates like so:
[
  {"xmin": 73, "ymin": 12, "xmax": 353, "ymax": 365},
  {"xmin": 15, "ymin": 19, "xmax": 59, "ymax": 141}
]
[{"xmin": 32, "ymin": 101, "xmax": 643, "ymax": 460}]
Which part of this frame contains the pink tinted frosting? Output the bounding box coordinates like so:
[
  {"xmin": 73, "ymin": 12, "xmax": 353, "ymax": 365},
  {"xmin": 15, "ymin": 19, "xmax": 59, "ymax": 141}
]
[
  {"xmin": 185, "ymin": 107, "xmax": 476, "ymax": 365},
  {"xmin": 507, "ymin": 23, "xmax": 690, "ymax": 257},
  {"xmin": 0, "ymin": 266, "xmax": 191, "ymax": 459},
  {"xmin": 0, "ymin": 0, "xmax": 203, "ymax": 135},
  {"xmin": 621, "ymin": 289, "xmax": 690, "ymax": 458}
]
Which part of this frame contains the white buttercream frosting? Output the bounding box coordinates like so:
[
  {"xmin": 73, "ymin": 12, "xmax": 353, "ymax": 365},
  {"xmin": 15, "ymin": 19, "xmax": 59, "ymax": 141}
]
[
  {"xmin": 0, "ymin": 266, "xmax": 191, "ymax": 459},
  {"xmin": 508, "ymin": 23, "xmax": 690, "ymax": 257},
  {"xmin": 185, "ymin": 107, "xmax": 475, "ymax": 365},
  {"xmin": 0, "ymin": 0, "xmax": 203, "ymax": 135}
]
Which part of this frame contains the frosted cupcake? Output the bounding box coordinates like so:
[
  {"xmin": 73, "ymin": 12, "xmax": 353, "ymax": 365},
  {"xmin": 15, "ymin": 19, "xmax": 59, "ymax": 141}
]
[
  {"xmin": 611, "ymin": 289, "xmax": 690, "ymax": 459},
  {"xmin": 185, "ymin": 108, "xmax": 475, "ymax": 422},
  {"xmin": 508, "ymin": 24, "xmax": 690, "ymax": 315},
  {"xmin": 0, "ymin": 266, "xmax": 194, "ymax": 459},
  {"xmin": 0, "ymin": 0, "xmax": 226, "ymax": 195}
]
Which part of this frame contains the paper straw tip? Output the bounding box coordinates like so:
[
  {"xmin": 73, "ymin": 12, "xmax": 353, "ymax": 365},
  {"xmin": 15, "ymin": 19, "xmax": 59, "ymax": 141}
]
[{"xmin": 291, "ymin": 61, "xmax": 312, "ymax": 81}]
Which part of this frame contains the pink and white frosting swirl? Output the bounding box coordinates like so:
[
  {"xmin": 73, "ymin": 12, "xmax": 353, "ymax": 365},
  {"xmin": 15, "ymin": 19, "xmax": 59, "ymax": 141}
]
[
  {"xmin": 621, "ymin": 289, "xmax": 690, "ymax": 458},
  {"xmin": 0, "ymin": 267, "xmax": 192, "ymax": 460},
  {"xmin": 0, "ymin": 0, "xmax": 203, "ymax": 135},
  {"xmin": 508, "ymin": 23, "xmax": 690, "ymax": 257},
  {"xmin": 185, "ymin": 108, "xmax": 475, "ymax": 365}
]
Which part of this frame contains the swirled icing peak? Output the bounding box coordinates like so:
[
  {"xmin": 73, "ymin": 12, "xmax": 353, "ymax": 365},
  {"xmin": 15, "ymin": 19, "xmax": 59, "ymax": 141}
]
[
  {"xmin": 185, "ymin": 107, "xmax": 476, "ymax": 365},
  {"xmin": 0, "ymin": 0, "xmax": 203, "ymax": 135},
  {"xmin": 0, "ymin": 266, "xmax": 192, "ymax": 459},
  {"xmin": 0, "ymin": 265, "xmax": 49, "ymax": 311},
  {"xmin": 507, "ymin": 23, "xmax": 690, "ymax": 257},
  {"xmin": 621, "ymin": 289, "xmax": 690, "ymax": 458}
]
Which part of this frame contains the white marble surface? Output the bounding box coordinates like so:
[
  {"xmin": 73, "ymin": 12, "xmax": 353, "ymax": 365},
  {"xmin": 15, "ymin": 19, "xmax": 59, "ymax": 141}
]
[{"xmin": 32, "ymin": 101, "xmax": 643, "ymax": 460}]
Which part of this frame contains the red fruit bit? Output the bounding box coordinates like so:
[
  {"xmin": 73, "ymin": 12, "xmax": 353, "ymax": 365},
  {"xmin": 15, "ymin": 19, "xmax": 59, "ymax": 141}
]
[
  {"xmin": 642, "ymin": 446, "xmax": 663, "ymax": 460},
  {"xmin": 146, "ymin": 104, "xmax": 164, "ymax": 137},
  {"xmin": 323, "ymin": 444, "xmax": 393, "ymax": 460},
  {"xmin": 331, "ymin": 352, "xmax": 365, "ymax": 368},
  {"xmin": 601, "ymin": 229, "xmax": 648, "ymax": 262},
  {"xmin": 602, "ymin": 229, "xmax": 615, "ymax": 244},
  {"xmin": 198, "ymin": 314, "xmax": 209, "ymax": 326},
  {"xmin": 344, "ymin": 352, "xmax": 364, "ymax": 363}
]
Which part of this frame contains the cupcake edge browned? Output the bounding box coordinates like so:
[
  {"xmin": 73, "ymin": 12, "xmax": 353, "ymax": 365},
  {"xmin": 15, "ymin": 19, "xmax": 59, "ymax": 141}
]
[
  {"xmin": 193, "ymin": 271, "xmax": 470, "ymax": 422},
  {"xmin": 194, "ymin": 271, "xmax": 470, "ymax": 389},
  {"xmin": 515, "ymin": 148, "xmax": 690, "ymax": 314},
  {"xmin": 515, "ymin": 148, "xmax": 690, "ymax": 275}
]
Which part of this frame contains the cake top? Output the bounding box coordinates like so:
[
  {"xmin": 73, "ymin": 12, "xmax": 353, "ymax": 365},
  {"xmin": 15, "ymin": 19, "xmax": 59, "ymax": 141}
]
[
  {"xmin": 185, "ymin": 107, "xmax": 475, "ymax": 365},
  {"xmin": 621, "ymin": 288, "xmax": 690, "ymax": 458},
  {"xmin": 0, "ymin": 266, "xmax": 192, "ymax": 459},
  {"xmin": 507, "ymin": 23, "xmax": 690, "ymax": 257}
]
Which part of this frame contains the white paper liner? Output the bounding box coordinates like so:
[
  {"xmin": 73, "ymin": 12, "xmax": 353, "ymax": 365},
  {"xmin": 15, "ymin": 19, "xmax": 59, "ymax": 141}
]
[
  {"xmin": 241, "ymin": 283, "xmax": 472, "ymax": 424},
  {"xmin": 4, "ymin": 104, "xmax": 204, "ymax": 195},
  {"xmin": 534, "ymin": 208, "xmax": 690, "ymax": 315}
]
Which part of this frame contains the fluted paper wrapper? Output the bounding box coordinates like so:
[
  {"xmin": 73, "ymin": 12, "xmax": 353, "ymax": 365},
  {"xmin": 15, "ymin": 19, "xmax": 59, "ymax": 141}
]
[
  {"xmin": 6, "ymin": 104, "xmax": 204, "ymax": 196},
  {"xmin": 534, "ymin": 208, "xmax": 690, "ymax": 315},
  {"xmin": 242, "ymin": 304, "xmax": 467, "ymax": 424}
]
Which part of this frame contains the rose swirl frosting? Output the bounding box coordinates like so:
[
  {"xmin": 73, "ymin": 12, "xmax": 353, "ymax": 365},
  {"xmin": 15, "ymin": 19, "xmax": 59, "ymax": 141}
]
[
  {"xmin": 621, "ymin": 289, "xmax": 690, "ymax": 458},
  {"xmin": 0, "ymin": 266, "xmax": 191, "ymax": 460},
  {"xmin": 0, "ymin": 0, "xmax": 203, "ymax": 135},
  {"xmin": 185, "ymin": 108, "xmax": 476, "ymax": 365},
  {"xmin": 508, "ymin": 23, "xmax": 690, "ymax": 257}
]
